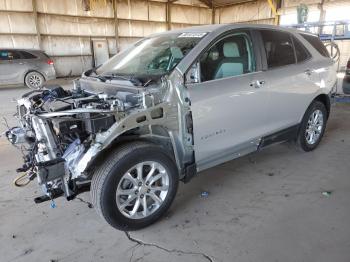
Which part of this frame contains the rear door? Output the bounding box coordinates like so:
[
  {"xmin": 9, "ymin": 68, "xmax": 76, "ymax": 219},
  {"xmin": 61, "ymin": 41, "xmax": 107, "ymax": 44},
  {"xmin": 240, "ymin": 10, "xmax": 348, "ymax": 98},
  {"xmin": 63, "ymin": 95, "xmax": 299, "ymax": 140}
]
[
  {"xmin": 0, "ymin": 50, "xmax": 27, "ymax": 85},
  {"xmin": 256, "ymin": 29, "xmax": 320, "ymax": 133},
  {"xmin": 186, "ymin": 30, "xmax": 270, "ymax": 170}
]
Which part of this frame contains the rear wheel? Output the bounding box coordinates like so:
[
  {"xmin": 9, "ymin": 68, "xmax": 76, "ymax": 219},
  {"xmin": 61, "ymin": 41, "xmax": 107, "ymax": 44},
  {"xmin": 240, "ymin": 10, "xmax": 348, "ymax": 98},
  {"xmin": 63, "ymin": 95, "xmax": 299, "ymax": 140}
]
[
  {"xmin": 91, "ymin": 142, "xmax": 179, "ymax": 230},
  {"xmin": 25, "ymin": 71, "xmax": 44, "ymax": 89},
  {"xmin": 298, "ymin": 100, "xmax": 327, "ymax": 151}
]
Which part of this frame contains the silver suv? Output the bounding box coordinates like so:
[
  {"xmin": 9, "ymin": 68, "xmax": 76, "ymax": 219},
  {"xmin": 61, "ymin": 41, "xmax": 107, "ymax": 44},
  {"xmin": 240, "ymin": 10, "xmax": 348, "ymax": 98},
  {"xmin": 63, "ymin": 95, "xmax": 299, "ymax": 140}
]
[
  {"xmin": 6, "ymin": 24, "xmax": 336, "ymax": 230},
  {"xmin": 0, "ymin": 49, "xmax": 56, "ymax": 89}
]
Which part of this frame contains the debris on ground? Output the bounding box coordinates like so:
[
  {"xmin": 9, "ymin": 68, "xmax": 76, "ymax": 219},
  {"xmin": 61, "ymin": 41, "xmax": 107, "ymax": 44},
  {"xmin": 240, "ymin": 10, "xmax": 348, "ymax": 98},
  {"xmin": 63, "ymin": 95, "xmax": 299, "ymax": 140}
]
[
  {"xmin": 23, "ymin": 248, "xmax": 33, "ymax": 256},
  {"xmin": 12, "ymin": 234, "xmax": 16, "ymax": 239},
  {"xmin": 267, "ymin": 172, "xmax": 274, "ymax": 176},
  {"xmin": 322, "ymin": 191, "xmax": 333, "ymax": 197},
  {"xmin": 248, "ymin": 157, "xmax": 256, "ymax": 164},
  {"xmin": 201, "ymin": 191, "xmax": 209, "ymax": 198},
  {"xmin": 76, "ymin": 197, "xmax": 93, "ymax": 208}
]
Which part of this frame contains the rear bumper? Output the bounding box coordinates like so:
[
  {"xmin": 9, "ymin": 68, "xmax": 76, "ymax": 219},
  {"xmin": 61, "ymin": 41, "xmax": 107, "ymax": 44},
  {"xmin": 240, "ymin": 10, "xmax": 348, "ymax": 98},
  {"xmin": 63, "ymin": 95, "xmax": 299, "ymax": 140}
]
[{"xmin": 43, "ymin": 66, "xmax": 56, "ymax": 81}]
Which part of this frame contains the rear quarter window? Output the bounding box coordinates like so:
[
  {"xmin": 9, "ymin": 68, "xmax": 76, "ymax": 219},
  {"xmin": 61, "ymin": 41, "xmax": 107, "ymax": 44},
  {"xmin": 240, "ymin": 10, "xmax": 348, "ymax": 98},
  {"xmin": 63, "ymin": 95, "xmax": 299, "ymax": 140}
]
[
  {"xmin": 20, "ymin": 51, "xmax": 37, "ymax": 59},
  {"xmin": 41, "ymin": 52, "xmax": 51, "ymax": 59},
  {"xmin": 301, "ymin": 34, "xmax": 330, "ymax": 57}
]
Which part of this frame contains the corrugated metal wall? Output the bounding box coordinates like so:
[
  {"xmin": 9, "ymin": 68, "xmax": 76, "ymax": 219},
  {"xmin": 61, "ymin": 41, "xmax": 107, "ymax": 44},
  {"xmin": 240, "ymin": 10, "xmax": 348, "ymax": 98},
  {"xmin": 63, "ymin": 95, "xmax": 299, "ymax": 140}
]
[
  {"xmin": 214, "ymin": 0, "xmax": 275, "ymax": 25},
  {"xmin": 1, "ymin": 0, "xmax": 350, "ymax": 77},
  {"xmin": 0, "ymin": 0, "xmax": 212, "ymax": 77}
]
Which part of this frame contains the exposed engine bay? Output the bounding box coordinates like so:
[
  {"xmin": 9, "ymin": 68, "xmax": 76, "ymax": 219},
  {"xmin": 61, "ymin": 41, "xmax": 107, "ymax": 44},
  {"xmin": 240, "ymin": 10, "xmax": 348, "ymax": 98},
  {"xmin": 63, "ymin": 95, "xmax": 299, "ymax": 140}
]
[{"xmin": 6, "ymin": 74, "xmax": 194, "ymax": 204}]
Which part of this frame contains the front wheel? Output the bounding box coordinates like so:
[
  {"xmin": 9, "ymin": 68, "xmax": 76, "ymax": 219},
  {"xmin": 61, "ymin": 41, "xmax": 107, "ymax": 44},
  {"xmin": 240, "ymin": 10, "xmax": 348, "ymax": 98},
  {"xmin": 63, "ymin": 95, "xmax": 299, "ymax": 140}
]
[
  {"xmin": 91, "ymin": 142, "xmax": 179, "ymax": 231},
  {"xmin": 298, "ymin": 100, "xmax": 328, "ymax": 151}
]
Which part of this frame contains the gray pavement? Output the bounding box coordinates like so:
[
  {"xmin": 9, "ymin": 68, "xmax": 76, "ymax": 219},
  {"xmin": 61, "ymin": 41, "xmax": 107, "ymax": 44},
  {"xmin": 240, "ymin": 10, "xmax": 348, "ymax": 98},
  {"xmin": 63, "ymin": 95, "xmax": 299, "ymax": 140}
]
[{"xmin": 0, "ymin": 83, "xmax": 350, "ymax": 262}]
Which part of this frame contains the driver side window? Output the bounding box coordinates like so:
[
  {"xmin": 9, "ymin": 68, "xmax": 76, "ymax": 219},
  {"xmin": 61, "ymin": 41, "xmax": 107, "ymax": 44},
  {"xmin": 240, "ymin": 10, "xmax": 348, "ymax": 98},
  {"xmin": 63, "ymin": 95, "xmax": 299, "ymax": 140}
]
[{"xmin": 199, "ymin": 32, "xmax": 255, "ymax": 82}]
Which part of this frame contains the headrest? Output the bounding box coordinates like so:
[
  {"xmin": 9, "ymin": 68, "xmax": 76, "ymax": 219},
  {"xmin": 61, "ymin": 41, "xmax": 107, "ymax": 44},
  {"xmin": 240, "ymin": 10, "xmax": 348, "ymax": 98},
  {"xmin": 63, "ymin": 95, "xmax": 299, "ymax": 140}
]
[
  {"xmin": 209, "ymin": 50, "xmax": 219, "ymax": 60},
  {"xmin": 223, "ymin": 42, "xmax": 240, "ymax": 58}
]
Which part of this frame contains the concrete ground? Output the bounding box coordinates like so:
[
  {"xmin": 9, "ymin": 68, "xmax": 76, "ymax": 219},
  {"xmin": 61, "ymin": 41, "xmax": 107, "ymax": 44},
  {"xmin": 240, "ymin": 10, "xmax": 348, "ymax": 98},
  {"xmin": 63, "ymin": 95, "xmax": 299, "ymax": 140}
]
[{"xmin": 0, "ymin": 82, "xmax": 350, "ymax": 262}]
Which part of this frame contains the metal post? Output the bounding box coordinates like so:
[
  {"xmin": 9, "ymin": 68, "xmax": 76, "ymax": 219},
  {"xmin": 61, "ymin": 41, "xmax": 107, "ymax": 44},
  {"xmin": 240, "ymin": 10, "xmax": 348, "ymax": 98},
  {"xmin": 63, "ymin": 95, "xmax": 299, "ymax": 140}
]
[
  {"xmin": 318, "ymin": 0, "xmax": 326, "ymax": 35},
  {"xmin": 32, "ymin": 0, "xmax": 42, "ymax": 50},
  {"xmin": 113, "ymin": 0, "xmax": 120, "ymax": 53},
  {"xmin": 166, "ymin": 0, "xmax": 171, "ymax": 30},
  {"xmin": 266, "ymin": 0, "xmax": 279, "ymax": 25},
  {"xmin": 212, "ymin": 7, "xmax": 215, "ymax": 24}
]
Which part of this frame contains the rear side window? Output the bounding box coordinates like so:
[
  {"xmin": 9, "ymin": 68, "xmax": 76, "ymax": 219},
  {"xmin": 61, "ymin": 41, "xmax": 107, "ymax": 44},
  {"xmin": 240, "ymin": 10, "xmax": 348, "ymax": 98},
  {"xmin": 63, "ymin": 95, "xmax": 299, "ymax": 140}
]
[
  {"xmin": 20, "ymin": 51, "xmax": 37, "ymax": 59},
  {"xmin": 260, "ymin": 30, "xmax": 295, "ymax": 68},
  {"xmin": 292, "ymin": 36, "xmax": 310, "ymax": 63},
  {"xmin": 301, "ymin": 34, "xmax": 329, "ymax": 57},
  {"xmin": 0, "ymin": 50, "xmax": 21, "ymax": 61}
]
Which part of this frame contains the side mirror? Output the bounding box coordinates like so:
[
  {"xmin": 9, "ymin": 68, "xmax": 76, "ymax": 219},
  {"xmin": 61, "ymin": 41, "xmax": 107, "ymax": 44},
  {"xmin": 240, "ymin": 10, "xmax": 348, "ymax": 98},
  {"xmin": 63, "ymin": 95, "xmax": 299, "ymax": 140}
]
[{"xmin": 186, "ymin": 61, "xmax": 200, "ymax": 84}]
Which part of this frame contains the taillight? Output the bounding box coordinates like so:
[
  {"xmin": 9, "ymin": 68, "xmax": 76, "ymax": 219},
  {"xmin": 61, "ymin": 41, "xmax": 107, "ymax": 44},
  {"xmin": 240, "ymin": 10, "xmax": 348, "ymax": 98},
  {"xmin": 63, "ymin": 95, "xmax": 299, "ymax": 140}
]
[{"xmin": 47, "ymin": 59, "xmax": 54, "ymax": 65}]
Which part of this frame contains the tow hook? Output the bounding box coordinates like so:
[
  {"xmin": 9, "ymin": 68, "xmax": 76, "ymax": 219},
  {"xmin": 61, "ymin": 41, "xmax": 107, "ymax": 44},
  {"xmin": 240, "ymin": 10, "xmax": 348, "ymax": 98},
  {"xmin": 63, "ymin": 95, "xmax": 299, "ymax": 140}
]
[{"xmin": 33, "ymin": 188, "xmax": 64, "ymax": 204}]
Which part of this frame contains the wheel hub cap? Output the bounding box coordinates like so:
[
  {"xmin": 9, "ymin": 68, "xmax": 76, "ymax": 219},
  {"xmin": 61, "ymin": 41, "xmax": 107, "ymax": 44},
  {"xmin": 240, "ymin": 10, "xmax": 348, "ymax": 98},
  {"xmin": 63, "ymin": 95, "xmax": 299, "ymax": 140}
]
[
  {"xmin": 305, "ymin": 109, "xmax": 324, "ymax": 145},
  {"xmin": 29, "ymin": 75, "xmax": 42, "ymax": 88},
  {"xmin": 116, "ymin": 161, "xmax": 170, "ymax": 219}
]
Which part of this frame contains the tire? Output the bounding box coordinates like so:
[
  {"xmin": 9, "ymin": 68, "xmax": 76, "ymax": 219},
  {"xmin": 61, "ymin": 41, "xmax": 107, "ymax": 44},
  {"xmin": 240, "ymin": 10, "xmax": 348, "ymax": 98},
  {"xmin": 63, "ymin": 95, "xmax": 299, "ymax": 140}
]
[
  {"xmin": 298, "ymin": 100, "xmax": 328, "ymax": 152},
  {"xmin": 91, "ymin": 142, "xmax": 179, "ymax": 231},
  {"xmin": 25, "ymin": 71, "xmax": 45, "ymax": 89}
]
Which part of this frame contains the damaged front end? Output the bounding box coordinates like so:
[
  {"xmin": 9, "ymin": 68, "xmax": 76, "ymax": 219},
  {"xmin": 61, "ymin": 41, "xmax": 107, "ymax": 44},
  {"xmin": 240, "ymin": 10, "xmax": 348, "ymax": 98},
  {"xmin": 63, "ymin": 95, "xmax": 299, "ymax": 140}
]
[{"xmin": 6, "ymin": 72, "xmax": 192, "ymax": 204}]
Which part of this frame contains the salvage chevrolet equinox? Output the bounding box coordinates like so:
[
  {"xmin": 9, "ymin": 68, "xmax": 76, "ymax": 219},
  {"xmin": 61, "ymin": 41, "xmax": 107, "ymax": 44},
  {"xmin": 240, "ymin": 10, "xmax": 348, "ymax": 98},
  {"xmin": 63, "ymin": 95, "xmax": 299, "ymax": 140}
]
[{"xmin": 6, "ymin": 24, "xmax": 336, "ymax": 230}]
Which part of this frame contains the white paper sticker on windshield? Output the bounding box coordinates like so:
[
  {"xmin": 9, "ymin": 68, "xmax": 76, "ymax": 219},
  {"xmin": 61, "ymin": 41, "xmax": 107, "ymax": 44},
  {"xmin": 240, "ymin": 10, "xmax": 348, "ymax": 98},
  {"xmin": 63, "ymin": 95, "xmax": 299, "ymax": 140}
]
[{"xmin": 178, "ymin": 32, "xmax": 207, "ymax": 38}]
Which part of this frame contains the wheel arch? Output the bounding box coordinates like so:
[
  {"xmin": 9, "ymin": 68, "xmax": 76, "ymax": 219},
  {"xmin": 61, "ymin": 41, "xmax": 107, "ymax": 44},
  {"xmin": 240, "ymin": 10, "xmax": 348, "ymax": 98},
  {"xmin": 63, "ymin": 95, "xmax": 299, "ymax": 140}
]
[
  {"xmin": 85, "ymin": 125, "xmax": 183, "ymax": 178},
  {"xmin": 296, "ymin": 93, "xmax": 331, "ymax": 140},
  {"xmin": 313, "ymin": 93, "xmax": 331, "ymax": 118}
]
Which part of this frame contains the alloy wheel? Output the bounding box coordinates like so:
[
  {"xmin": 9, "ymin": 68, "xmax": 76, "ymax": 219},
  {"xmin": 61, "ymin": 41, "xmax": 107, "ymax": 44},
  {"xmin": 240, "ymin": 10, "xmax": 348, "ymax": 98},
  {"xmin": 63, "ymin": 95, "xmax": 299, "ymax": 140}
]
[
  {"xmin": 28, "ymin": 74, "xmax": 42, "ymax": 88},
  {"xmin": 305, "ymin": 109, "xmax": 324, "ymax": 145},
  {"xmin": 116, "ymin": 161, "xmax": 170, "ymax": 219}
]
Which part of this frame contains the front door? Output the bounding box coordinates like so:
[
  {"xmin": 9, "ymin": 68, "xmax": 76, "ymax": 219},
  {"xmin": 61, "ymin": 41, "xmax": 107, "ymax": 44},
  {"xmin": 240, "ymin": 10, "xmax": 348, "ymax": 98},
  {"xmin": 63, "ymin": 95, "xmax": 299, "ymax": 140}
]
[
  {"xmin": 0, "ymin": 50, "xmax": 26, "ymax": 85},
  {"xmin": 186, "ymin": 31, "xmax": 270, "ymax": 170}
]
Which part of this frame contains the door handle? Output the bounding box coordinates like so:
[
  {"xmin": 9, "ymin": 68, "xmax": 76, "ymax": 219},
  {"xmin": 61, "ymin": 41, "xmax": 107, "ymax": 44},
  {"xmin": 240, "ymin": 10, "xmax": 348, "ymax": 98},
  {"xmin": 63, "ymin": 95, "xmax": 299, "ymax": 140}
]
[
  {"xmin": 304, "ymin": 69, "xmax": 312, "ymax": 76},
  {"xmin": 250, "ymin": 80, "xmax": 265, "ymax": 88}
]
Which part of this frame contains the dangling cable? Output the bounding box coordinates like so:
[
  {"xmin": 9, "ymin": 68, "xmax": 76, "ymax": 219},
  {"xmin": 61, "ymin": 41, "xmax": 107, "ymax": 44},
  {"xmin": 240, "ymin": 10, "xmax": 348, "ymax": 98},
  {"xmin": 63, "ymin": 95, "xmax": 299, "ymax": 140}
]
[{"xmin": 13, "ymin": 173, "xmax": 31, "ymax": 187}]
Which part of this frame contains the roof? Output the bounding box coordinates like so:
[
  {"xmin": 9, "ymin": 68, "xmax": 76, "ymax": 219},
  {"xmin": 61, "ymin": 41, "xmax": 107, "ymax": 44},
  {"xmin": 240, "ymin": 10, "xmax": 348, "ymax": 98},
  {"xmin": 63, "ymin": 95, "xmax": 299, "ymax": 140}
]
[{"xmin": 152, "ymin": 23, "xmax": 303, "ymax": 37}]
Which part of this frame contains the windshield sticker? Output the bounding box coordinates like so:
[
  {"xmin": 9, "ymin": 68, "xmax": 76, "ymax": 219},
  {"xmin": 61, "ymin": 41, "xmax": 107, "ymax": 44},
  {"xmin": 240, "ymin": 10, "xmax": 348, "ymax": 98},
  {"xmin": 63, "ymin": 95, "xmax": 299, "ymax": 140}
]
[{"xmin": 178, "ymin": 32, "xmax": 207, "ymax": 38}]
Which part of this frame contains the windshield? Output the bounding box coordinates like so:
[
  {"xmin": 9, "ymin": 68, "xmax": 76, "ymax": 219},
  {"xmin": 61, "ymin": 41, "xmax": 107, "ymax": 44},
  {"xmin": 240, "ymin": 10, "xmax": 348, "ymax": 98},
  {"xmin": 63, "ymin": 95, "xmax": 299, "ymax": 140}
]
[{"xmin": 96, "ymin": 32, "xmax": 205, "ymax": 77}]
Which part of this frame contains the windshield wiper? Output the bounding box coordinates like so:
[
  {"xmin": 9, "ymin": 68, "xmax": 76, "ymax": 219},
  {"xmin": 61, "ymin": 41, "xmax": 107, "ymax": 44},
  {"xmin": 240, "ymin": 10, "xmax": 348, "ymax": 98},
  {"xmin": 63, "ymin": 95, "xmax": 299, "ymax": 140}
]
[
  {"xmin": 143, "ymin": 78, "xmax": 154, "ymax": 87},
  {"xmin": 101, "ymin": 73, "xmax": 143, "ymax": 86},
  {"xmin": 91, "ymin": 75, "xmax": 108, "ymax": 82}
]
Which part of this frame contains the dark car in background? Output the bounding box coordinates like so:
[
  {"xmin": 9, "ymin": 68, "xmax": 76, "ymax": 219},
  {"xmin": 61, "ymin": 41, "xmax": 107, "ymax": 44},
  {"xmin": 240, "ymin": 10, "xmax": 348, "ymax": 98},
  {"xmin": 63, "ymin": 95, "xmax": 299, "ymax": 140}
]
[
  {"xmin": 343, "ymin": 57, "xmax": 350, "ymax": 94},
  {"xmin": 0, "ymin": 49, "xmax": 56, "ymax": 89}
]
